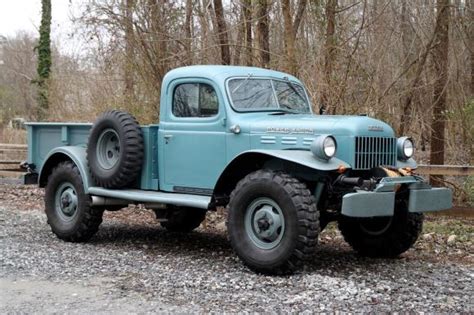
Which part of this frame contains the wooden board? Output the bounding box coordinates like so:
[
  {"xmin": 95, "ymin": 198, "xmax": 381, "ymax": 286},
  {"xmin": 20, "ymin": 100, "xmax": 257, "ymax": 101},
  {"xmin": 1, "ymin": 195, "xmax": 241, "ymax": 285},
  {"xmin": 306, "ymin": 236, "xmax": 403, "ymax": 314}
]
[{"xmin": 416, "ymin": 165, "xmax": 474, "ymax": 176}]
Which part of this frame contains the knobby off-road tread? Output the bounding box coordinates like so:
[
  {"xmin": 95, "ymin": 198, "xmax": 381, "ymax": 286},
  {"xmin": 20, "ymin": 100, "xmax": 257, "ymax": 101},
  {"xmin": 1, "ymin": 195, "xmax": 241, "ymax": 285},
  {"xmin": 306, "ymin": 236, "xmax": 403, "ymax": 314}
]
[
  {"xmin": 45, "ymin": 161, "xmax": 103, "ymax": 242},
  {"xmin": 338, "ymin": 201, "xmax": 423, "ymax": 258},
  {"xmin": 161, "ymin": 207, "xmax": 207, "ymax": 233},
  {"xmin": 227, "ymin": 170, "xmax": 320, "ymax": 275},
  {"xmin": 87, "ymin": 110, "xmax": 144, "ymax": 189}
]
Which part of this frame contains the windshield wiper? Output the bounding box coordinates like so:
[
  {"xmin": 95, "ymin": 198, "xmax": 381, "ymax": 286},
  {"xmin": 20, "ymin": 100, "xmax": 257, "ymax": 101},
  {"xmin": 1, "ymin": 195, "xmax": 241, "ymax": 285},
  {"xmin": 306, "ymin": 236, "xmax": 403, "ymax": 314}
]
[
  {"xmin": 232, "ymin": 73, "xmax": 253, "ymax": 94},
  {"xmin": 285, "ymin": 78, "xmax": 306, "ymax": 104}
]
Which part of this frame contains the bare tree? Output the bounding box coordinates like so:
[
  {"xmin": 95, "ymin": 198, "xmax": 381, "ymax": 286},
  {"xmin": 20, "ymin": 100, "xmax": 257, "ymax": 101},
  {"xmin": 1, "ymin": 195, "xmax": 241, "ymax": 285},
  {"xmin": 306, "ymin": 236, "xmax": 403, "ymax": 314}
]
[
  {"xmin": 242, "ymin": 0, "xmax": 252, "ymax": 66},
  {"xmin": 256, "ymin": 0, "xmax": 270, "ymax": 68},
  {"xmin": 430, "ymin": 0, "xmax": 450, "ymax": 185},
  {"xmin": 468, "ymin": 0, "xmax": 474, "ymax": 97},
  {"xmin": 123, "ymin": 0, "xmax": 135, "ymax": 102},
  {"xmin": 185, "ymin": 0, "xmax": 194, "ymax": 64},
  {"xmin": 2, "ymin": 0, "xmax": 470, "ymax": 200},
  {"xmin": 0, "ymin": 33, "xmax": 37, "ymax": 121},
  {"xmin": 213, "ymin": 0, "xmax": 230, "ymax": 65},
  {"xmin": 321, "ymin": 0, "xmax": 336, "ymax": 113},
  {"xmin": 281, "ymin": 0, "xmax": 307, "ymax": 75}
]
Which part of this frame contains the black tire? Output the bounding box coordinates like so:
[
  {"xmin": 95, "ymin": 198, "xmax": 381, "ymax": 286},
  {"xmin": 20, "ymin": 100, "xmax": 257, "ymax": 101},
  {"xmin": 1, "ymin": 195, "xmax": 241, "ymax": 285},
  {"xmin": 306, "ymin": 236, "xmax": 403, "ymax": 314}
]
[
  {"xmin": 45, "ymin": 161, "xmax": 103, "ymax": 242},
  {"xmin": 87, "ymin": 110, "xmax": 144, "ymax": 188},
  {"xmin": 227, "ymin": 170, "xmax": 320, "ymax": 275},
  {"xmin": 338, "ymin": 199, "xmax": 423, "ymax": 258},
  {"xmin": 160, "ymin": 207, "xmax": 207, "ymax": 233}
]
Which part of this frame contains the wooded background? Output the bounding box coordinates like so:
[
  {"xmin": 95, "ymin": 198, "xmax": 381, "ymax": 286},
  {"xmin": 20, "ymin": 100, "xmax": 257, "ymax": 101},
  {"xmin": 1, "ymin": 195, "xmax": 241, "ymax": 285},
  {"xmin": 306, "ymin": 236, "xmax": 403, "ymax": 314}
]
[{"xmin": 0, "ymin": 0, "xmax": 472, "ymax": 199}]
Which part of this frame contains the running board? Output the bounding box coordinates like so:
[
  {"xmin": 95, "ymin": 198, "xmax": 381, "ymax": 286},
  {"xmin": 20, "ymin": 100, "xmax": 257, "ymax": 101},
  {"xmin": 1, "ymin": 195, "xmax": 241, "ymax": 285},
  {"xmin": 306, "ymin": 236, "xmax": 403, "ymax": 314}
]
[{"xmin": 88, "ymin": 187, "xmax": 211, "ymax": 209}]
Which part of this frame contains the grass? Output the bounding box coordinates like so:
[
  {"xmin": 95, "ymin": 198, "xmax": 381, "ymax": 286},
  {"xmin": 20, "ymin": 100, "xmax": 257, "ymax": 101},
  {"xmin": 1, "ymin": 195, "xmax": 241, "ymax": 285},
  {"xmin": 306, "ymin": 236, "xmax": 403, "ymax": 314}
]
[{"xmin": 423, "ymin": 215, "xmax": 474, "ymax": 244}]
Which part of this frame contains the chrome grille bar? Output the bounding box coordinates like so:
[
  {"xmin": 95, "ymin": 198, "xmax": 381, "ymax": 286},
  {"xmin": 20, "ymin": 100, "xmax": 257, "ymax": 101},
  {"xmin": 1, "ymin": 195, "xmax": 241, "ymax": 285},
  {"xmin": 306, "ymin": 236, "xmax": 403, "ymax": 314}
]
[{"xmin": 354, "ymin": 137, "xmax": 396, "ymax": 170}]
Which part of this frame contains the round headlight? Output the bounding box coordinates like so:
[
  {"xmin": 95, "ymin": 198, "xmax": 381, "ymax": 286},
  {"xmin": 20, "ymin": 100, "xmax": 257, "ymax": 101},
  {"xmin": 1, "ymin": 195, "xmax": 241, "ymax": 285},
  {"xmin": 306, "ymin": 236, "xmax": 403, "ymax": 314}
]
[
  {"xmin": 323, "ymin": 136, "xmax": 337, "ymax": 158},
  {"xmin": 311, "ymin": 135, "xmax": 337, "ymax": 160},
  {"xmin": 397, "ymin": 137, "xmax": 414, "ymax": 160}
]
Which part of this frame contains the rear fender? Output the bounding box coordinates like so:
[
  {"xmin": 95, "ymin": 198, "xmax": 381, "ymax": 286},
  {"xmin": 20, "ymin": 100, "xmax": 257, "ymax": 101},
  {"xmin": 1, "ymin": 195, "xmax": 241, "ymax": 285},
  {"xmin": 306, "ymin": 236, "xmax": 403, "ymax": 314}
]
[{"xmin": 38, "ymin": 146, "xmax": 92, "ymax": 190}]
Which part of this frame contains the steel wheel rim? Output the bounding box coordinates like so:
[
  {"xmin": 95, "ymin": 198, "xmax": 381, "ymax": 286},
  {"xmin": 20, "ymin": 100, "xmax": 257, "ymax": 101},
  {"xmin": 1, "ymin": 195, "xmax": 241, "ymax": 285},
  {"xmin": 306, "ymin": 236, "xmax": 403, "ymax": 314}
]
[
  {"xmin": 96, "ymin": 128, "xmax": 120, "ymax": 170},
  {"xmin": 244, "ymin": 197, "xmax": 285, "ymax": 249},
  {"xmin": 359, "ymin": 216, "xmax": 393, "ymax": 236},
  {"xmin": 55, "ymin": 182, "xmax": 79, "ymax": 221}
]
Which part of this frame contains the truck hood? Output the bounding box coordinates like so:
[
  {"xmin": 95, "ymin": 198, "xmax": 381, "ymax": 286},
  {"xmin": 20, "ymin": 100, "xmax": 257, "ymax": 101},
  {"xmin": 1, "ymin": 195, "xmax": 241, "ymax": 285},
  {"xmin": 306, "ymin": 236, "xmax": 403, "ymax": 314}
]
[{"xmin": 244, "ymin": 114, "xmax": 395, "ymax": 138}]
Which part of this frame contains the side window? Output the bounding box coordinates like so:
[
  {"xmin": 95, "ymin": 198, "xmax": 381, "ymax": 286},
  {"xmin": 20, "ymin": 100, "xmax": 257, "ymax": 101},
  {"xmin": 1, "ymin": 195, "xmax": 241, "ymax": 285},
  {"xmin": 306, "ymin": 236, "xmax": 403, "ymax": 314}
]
[{"xmin": 172, "ymin": 83, "xmax": 218, "ymax": 118}]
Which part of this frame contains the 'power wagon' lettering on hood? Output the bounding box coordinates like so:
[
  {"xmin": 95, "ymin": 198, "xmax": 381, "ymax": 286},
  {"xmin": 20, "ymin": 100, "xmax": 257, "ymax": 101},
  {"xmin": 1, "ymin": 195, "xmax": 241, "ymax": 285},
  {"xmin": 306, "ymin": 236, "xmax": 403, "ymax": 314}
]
[{"xmin": 266, "ymin": 127, "xmax": 314, "ymax": 134}]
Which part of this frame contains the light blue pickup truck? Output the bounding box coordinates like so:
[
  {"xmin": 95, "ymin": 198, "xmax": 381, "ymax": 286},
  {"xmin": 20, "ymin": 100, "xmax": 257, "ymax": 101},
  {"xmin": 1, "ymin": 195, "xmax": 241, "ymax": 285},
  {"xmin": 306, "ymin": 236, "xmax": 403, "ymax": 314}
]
[{"xmin": 24, "ymin": 66, "xmax": 452, "ymax": 274}]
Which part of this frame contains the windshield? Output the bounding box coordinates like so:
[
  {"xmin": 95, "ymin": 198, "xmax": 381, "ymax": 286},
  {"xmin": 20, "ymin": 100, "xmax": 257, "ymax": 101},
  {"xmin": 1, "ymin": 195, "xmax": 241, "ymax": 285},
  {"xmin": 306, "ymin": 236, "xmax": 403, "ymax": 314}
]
[{"xmin": 227, "ymin": 78, "xmax": 311, "ymax": 113}]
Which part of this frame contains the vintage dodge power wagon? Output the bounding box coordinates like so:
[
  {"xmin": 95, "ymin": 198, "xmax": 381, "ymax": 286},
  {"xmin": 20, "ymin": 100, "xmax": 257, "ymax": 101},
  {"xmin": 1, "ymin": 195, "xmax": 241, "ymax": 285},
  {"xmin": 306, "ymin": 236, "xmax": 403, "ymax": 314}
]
[{"xmin": 24, "ymin": 66, "xmax": 452, "ymax": 274}]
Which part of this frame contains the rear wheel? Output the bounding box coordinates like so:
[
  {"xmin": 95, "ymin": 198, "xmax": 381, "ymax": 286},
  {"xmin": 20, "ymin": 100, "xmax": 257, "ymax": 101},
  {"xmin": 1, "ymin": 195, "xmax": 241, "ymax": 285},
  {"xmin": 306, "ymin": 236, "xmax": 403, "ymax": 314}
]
[
  {"xmin": 45, "ymin": 161, "xmax": 103, "ymax": 242},
  {"xmin": 227, "ymin": 170, "xmax": 319, "ymax": 275},
  {"xmin": 338, "ymin": 199, "xmax": 423, "ymax": 257},
  {"xmin": 160, "ymin": 207, "xmax": 207, "ymax": 233}
]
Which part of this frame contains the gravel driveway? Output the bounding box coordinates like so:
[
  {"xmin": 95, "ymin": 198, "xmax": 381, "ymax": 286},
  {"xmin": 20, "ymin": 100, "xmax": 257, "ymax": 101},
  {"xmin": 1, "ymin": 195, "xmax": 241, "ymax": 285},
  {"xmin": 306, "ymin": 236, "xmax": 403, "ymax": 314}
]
[{"xmin": 1, "ymin": 184, "xmax": 473, "ymax": 313}]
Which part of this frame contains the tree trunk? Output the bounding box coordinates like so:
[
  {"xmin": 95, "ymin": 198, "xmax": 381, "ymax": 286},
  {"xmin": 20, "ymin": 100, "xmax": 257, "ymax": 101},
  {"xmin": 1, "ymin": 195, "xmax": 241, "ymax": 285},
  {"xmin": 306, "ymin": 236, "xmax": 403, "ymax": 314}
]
[
  {"xmin": 144, "ymin": 0, "xmax": 167, "ymax": 116},
  {"xmin": 124, "ymin": 0, "xmax": 135, "ymax": 103},
  {"xmin": 469, "ymin": 0, "xmax": 474, "ymax": 97},
  {"xmin": 292, "ymin": 0, "xmax": 307, "ymax": 39},
  {"xmin": 185, "ymin": 0, "xmax": 193, "ymax": 64},
  {"xmin": 256, "ymin": 0, "xmax": 270, "ymax": 67},
  {"xmin": 281, "ymin": 0, "xmax": 307, "ymax": 75},
  {"xmin": 197, "ymin": 0, "xmax": 210, "ymax": 63},
  {"xmin": 282, "ymin": 0, "xmax": 297, "ymax": 75},
  {"xmin": 36, "ymin": 0, "xmax": 52, "ymax": 120},
  {"xmin": 233, "ymin": 10, "xmax": 244, "ymax": 65},
  {"xmin": 468, "ymin": 0, "xmax": 474, "ymax": 165},
  {"xmin": 213, "ymin": 0, "xmax": 230, "ymax": 65},
  {"xmin": 321, "ymin": 0, "xmax": 336, "ymax": 114},
  {"xmin": 398, "ymin": 0, "xmax": 414, "ymax": 135},
  {"xmin": 242, "ymin": 0, "xmax": 252, "ymax": 66},
  {"xmin": 430, "ymin": 0, "xmax": 450, "ymax": 185}
]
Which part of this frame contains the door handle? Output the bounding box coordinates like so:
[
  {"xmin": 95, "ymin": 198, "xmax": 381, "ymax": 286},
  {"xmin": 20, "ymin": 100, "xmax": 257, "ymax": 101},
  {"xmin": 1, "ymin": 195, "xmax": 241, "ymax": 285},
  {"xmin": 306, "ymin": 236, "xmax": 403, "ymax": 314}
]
[{"xmin": 164, "ymin": 134, "xmax": 173, "ymax": 144}]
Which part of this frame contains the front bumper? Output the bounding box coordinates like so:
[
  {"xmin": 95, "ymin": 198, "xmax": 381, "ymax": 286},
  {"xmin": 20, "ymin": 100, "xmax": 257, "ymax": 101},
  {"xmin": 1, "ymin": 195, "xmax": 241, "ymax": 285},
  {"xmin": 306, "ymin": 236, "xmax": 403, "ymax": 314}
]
[{"xmin": 341, "ymin": 176, "xmax": 452, "ymax": 217}]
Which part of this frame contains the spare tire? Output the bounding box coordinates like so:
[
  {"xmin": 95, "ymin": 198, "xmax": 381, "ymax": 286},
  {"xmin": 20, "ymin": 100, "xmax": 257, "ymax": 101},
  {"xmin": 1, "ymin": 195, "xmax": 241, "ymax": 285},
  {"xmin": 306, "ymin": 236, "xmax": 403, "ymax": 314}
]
[{"xmin": 87, "ymin": 110, "xmax": 144, "ymax": 188}]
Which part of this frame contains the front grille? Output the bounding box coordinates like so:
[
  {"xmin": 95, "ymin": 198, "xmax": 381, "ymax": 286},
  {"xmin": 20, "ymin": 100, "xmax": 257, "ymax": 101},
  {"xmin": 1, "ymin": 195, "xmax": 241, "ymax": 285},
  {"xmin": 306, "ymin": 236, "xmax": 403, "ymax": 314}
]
[{"xmin": 354, "ymin": 137, "xmax": 397, "ymax": 170}]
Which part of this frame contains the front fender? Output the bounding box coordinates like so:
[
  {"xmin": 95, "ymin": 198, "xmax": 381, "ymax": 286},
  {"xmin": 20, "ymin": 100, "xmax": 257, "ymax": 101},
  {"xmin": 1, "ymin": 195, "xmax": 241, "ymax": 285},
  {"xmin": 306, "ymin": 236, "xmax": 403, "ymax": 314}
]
[
  {"xmin": 211, "ymin": 149, "xmax": 351, "ymax": 204},
  {"xmin": 39, "ymin": 146, "xmax": 92, "ymax": 191},
  {"xmin": 246, "ymin": 149, "xmax": 351, "ymax": 171}
]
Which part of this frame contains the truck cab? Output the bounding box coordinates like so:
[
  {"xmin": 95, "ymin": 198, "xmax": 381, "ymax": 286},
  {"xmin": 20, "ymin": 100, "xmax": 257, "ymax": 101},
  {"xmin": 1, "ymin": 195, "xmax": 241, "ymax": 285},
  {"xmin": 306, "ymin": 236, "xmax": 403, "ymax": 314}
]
[{"xmin": 25, "ymin": 66, "xmax": 452, "ymax": 274}]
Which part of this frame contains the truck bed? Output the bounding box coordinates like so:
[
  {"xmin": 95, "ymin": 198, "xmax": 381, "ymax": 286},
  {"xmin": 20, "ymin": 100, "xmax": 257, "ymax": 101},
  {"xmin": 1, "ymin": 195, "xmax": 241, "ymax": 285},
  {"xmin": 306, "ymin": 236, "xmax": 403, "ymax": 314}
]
[{"xmin": 26, "ymin": 122, "xmax": 160, "ymax": 190}]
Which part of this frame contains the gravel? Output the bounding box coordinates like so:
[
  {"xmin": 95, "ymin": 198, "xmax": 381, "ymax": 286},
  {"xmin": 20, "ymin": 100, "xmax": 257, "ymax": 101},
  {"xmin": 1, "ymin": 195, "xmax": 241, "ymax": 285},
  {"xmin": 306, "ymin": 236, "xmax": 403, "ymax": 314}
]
[{"xmin": 0, "ymin": 184, "xmax": 473, "ymax": 313}]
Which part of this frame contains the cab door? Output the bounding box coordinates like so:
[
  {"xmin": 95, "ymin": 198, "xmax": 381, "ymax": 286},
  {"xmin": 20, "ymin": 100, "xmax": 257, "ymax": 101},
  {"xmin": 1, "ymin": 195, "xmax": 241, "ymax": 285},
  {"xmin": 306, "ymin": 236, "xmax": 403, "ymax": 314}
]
[{"xmin": 159, "ymin": 78, "xmax": 226, "ymax": 194}]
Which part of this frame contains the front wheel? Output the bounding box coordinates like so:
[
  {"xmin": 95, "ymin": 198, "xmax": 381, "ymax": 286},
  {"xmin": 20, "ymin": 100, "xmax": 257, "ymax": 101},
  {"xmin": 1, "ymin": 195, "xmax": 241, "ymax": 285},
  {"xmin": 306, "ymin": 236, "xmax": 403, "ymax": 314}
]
[
  {"xmin": 227, "ymin": 170, "xmax": 320, "ymax": 275},
  {"xmin": 45, "ymin": 161, "xmax": 103, "ymax": 242},
  {"xmin": 338, "ymin": 199, "xmax": 423, "ymax": 257}
]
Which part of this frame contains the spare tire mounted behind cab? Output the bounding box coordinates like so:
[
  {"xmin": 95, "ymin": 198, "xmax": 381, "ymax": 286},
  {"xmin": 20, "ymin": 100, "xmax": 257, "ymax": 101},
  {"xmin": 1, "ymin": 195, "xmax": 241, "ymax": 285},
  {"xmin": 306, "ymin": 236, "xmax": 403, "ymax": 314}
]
[{"xmin": 87, "ymin": 110, "xmax": 144, "ymax": 189}]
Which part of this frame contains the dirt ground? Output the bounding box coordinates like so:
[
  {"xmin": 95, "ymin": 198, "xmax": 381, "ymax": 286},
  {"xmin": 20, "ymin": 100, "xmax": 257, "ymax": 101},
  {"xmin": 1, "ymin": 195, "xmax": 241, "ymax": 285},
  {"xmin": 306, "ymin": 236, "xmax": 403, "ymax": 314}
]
[{"xmin": 0, "ymin": 183, "xmax": 473, "ymax": 313}]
